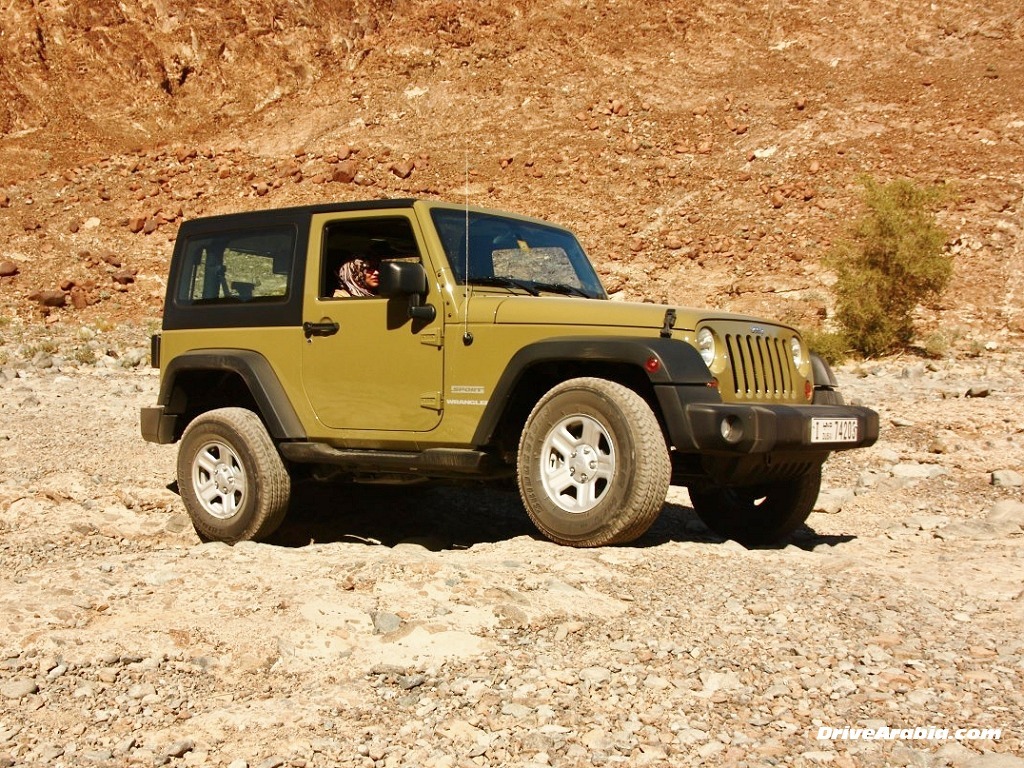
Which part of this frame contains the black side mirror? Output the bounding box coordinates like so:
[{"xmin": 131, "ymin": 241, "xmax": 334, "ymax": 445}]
[{"xmin": 379, "ymin": 261, "xmax": 436, "ymax": 322}]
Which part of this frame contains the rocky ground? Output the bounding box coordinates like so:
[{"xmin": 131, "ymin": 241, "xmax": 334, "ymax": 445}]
[{"xmin": 0, "ymin": 341, "xmax": 1022, "ymax": 768}]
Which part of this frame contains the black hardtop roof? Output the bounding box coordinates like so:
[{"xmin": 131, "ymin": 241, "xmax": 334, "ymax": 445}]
[{"xmin": 179, "ymin": 198, "xmax": 420, "ymax": 233}]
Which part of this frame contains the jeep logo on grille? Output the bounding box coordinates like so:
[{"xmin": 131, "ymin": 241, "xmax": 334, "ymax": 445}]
[{"xmin": 750, "ymin": 326, "xmax": 766, "ymax": 335}]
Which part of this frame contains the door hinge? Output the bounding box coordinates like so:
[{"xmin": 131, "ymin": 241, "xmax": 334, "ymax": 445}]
[
  {"xmin": 419, "ymin": 391, "xmax": 443, "ymax": 410},
  {"xmin": 419, "ymin": 329, "xmax": 443, "ymax": 347}
]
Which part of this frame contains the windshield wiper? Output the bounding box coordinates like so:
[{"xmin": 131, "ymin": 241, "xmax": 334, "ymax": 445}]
[
  {"xmin": 532, "ymin": 281, "xmax": 592, "ymax": 298},
  {"xmin": 467, "ymin": 276, "xmax": 540, "ymax": 296}
]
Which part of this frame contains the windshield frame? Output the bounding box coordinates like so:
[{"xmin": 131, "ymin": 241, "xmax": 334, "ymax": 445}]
[{"xmin": 429, "ymin": 207, "xmax": 607, "ymax": 299}]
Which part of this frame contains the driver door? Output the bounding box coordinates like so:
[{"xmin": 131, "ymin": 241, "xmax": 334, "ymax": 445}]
[{"xmin": 300, "ymin": 211, "xmax": 443, "ymax": 433}]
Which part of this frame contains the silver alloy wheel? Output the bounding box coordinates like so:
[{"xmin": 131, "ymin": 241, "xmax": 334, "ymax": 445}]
[
  {"xmin": 539, "ymin": 413, "xmax": 616, "ymax": 513},
  {"xmin": 191, "ymin": 440, "xmax": 247, "ymax": 520}
]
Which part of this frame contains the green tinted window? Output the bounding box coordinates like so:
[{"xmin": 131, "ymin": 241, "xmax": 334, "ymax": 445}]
[{"xmin": 178, "ymin": 227, "xmax": 295, "ymax": 304}]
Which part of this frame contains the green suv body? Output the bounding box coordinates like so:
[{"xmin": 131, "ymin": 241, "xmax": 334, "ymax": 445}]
[{"xmin": 141, "ymin": 198, "xmax": 878, "ymax": 547}]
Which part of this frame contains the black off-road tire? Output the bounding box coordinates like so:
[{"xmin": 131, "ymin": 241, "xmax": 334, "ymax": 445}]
[
  {"xmin": 689, "ymin": 465, "xmax": 822, "ymax": 547},
  {"xmin": 517, "ymin": 377, "xmax": 670, "ymax": 547},
  {"xmin": 176, "ymin": 407, "xmax": 291, "ymax": 544}
]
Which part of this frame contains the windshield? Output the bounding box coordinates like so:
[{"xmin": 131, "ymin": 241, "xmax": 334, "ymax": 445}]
[{"xmin": 430, "ymin": 208, "xmax": 607, "ymax": 299}]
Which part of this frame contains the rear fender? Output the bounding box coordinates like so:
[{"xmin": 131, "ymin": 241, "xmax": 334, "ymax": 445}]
[{"xmin": 158, "ymin": 350, "xmax": 305, "ymax": 440}]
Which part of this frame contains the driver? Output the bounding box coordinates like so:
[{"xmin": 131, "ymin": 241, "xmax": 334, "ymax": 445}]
[{"xmin": 334, "ymin": 255, "xmax": 381, "ymax": 297}]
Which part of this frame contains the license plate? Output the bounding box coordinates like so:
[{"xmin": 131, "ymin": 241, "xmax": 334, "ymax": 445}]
[{"xmin": 811, "ymin": 418, "xmax": 859, "ymax": 443}]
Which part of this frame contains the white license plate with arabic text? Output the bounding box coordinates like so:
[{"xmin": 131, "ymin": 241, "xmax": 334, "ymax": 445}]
[{"xmin": 811, "ymin": 418, "xmax": 859, "ymax": 443}]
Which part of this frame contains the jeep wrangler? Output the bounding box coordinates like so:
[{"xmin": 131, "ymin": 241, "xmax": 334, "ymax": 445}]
[{"xmin": 141, "ymin": 198, "xmax": 878, "ymax": 547}]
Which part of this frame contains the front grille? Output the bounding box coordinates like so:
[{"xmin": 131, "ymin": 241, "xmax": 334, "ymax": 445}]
[{"xmin": 725, "ymin": 333, "xmax": 795, "ymax": 398}]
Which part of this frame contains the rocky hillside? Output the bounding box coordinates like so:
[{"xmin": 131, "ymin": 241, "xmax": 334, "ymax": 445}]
[{"xmin": 1, "ymin": 0, "xmax": 1022, "ymax": 355}]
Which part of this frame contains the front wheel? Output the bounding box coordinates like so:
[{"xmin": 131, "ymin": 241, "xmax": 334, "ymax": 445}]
[
  {"xmin": 689, "ymin": 465, "xmax": 822, "ymax": 547},
  {"xmin": 517, "ymin": 377, "xmax": 670, "ymax": 547},
  {"xmin": 176, "ymin": 407, "xmax": 291, "ymax": 543}
]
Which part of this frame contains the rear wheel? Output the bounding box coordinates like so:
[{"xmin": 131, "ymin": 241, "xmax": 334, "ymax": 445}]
[
  {"xmin": 689, "ymin": 465, "xmax": 822, "ymax": 546},
  {"xmin": 176, "ymin": 407, "xmax": 291, "ymax": 543},
  {"xmin": 517, "ymin": 377, "xmax": 670, "ymax": 547}
]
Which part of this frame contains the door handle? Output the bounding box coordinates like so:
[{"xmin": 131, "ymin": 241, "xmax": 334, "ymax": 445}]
[{"xmin": 303, "ymin": 320, "xmax": 340, "ymax": 339}]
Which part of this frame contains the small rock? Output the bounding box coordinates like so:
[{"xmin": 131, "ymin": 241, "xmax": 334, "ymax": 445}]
[
  {"xmin": 891, "ymin": 463, "xmax": 947, "ymax": 480},
  {"xmin": 390, "ymin": 160, "xmax": 415, "ymax": 179},
  {"xmin": 398, "ymin": 674, "xmax": 425, "ymax": 690},
  {"xmin": 0, "ymin": 261, "xmax": 18, "ymax": 277},
  {"xmin": 127, "ymin": 216, "xmax": 146, "ymax": 233},
  {"xmin": 963, "ymin": 754, "xmax": 1024, "ymax": 768},
  {"xmin": 70, "ymin": 289, "xmax": 90, "ymax": 310},
  {"xmin": 643, "ymin": 674, "xmax": 672, "ymax": 690},
  {"xmin": 164, "ymin": 739, "xmax": 195, "ymax": 758},
  {"xmin": 991, "ymin": 469, "xmax": 1024, "ymax": 488},
  {"xmin": 900, "ymin": 363, "xmax": 925, "ymax": 379},
  {"xmin": 814, "ymin": 488, "xmax": 855, "ymax": 514},
  {"xmin": 128, "ymin": 683, "xmax": 157, "ymax": 700},
  {"xmin": 370, "ymin": 611, "xmax": 402, "ymax": 635},
  {"xmin": 46, "ymin": 664, "xmax": 67, "ymax": 680},
  {"xmin": 1, "ymin": 679, "xmax": 38, "ymax": 699},
  {"xmin": 580, "ymin": 728, "xmax": 614, "ymax": 750},
  {"xmin": 36, "ymin": 746, "xmax": 65, "ymax": 762},
  {"xmin": 332, "ymin": 161, "xmax": 358, "ymax": 184},
  {"xmin": 579, "ymin": 666, "xmax": 611, "ymax": 684},
  {"xmin": 987, "ymin": 499, "xmax": 1024, "ymax": 528},
  {"xmin": 966, "ymin": 386, "xmax": 990, "ymax": 398},
  {"xmin": 873, "ymin": 447, "xmax": 901, "ymax": 463},
  {"xmin": 903, "ymin": 514, "xmax": 948, "ymax": 531},
  {"xmin": 30, "ymin": 290, "xmax": 67, "ymax": 308}
]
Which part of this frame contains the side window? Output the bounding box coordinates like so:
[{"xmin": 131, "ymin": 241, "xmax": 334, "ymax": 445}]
[
  {"xmin": 177, "ymin": 226, "xmax": 295, "ymax": 304},
  {"xmin": 321, "ymin": 216, "xmax": 421, "ymax": 299}
]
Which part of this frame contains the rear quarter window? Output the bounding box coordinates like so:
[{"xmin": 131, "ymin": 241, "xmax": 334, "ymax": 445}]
[{"xmin": 177, "ymin": 227, "xmax": 295, "ymax": 305}]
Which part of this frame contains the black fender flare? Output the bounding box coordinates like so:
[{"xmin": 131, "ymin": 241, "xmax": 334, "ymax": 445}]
[
  {"xmin": 471, "ymin": 336, "xmax": 714, "ymax": 446},
  {"xmin": 158, "ymin": 349, "xmax": 305, "ymax": 440}
]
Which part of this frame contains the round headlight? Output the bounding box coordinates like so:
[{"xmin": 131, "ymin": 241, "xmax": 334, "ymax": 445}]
[
  {"xmin": 790, "ymin": 336, "xmax": 804, "ymax": 368},
  {"xmin": 697, "ymin": 328, "xmax": 716, "ymax": 368}
]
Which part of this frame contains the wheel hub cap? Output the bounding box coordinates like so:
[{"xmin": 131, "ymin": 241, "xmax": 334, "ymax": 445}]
[
  {"xmin": 192, "ymin": 440, "xmax": 247, "ymax": 521},
  {"xmin": 214, "ymin": 465, "xmax": 236, "ymax": 494},
  {"xmin": 540, "ymin": 415, "xmax": 615, "ymax": 514},
  {"xmin": 567, "ymin": 445, "xmax": 599, "ymax": 482}
]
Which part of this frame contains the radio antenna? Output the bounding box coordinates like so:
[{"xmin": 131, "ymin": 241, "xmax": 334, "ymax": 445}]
[{"xmin": 462, "ymin": 145, "xmax": 473, "ymax": 345}]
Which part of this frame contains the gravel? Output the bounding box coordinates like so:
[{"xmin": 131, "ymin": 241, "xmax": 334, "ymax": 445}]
[{"xmin": 0, "ymin": 349, "xmax": 1021, "ymax": 766}]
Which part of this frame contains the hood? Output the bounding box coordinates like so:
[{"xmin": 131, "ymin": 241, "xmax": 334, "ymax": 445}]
[{"xmin": 489, "ymin": 296, "xmax": 769, "ymax": 333}]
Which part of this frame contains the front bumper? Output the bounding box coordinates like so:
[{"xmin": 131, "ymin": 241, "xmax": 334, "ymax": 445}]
[{"xmin": 656, "ymin": 386, "xmax": 879, "ymax": 455}]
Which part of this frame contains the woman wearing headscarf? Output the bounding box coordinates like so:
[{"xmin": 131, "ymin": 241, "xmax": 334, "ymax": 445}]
[{"xmin": 334, "ymin": 255, "xmax": 381, "ymax": 297}]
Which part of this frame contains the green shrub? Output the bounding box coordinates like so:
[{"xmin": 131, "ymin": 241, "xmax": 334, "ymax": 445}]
[
  {"xmin": 922, "ymin": 331, "xmax": 950, "ymax": 359},
  {"xmin": 74, "ymin": 347, "xmax": 98, "ymax": 365},
  {"xmin": 827, "ymin": 178, "xmax": 951, "ymax": 357},
  {"xmin": 803, "ymin": 328, "xmax": 851, "ymax": 366}
]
